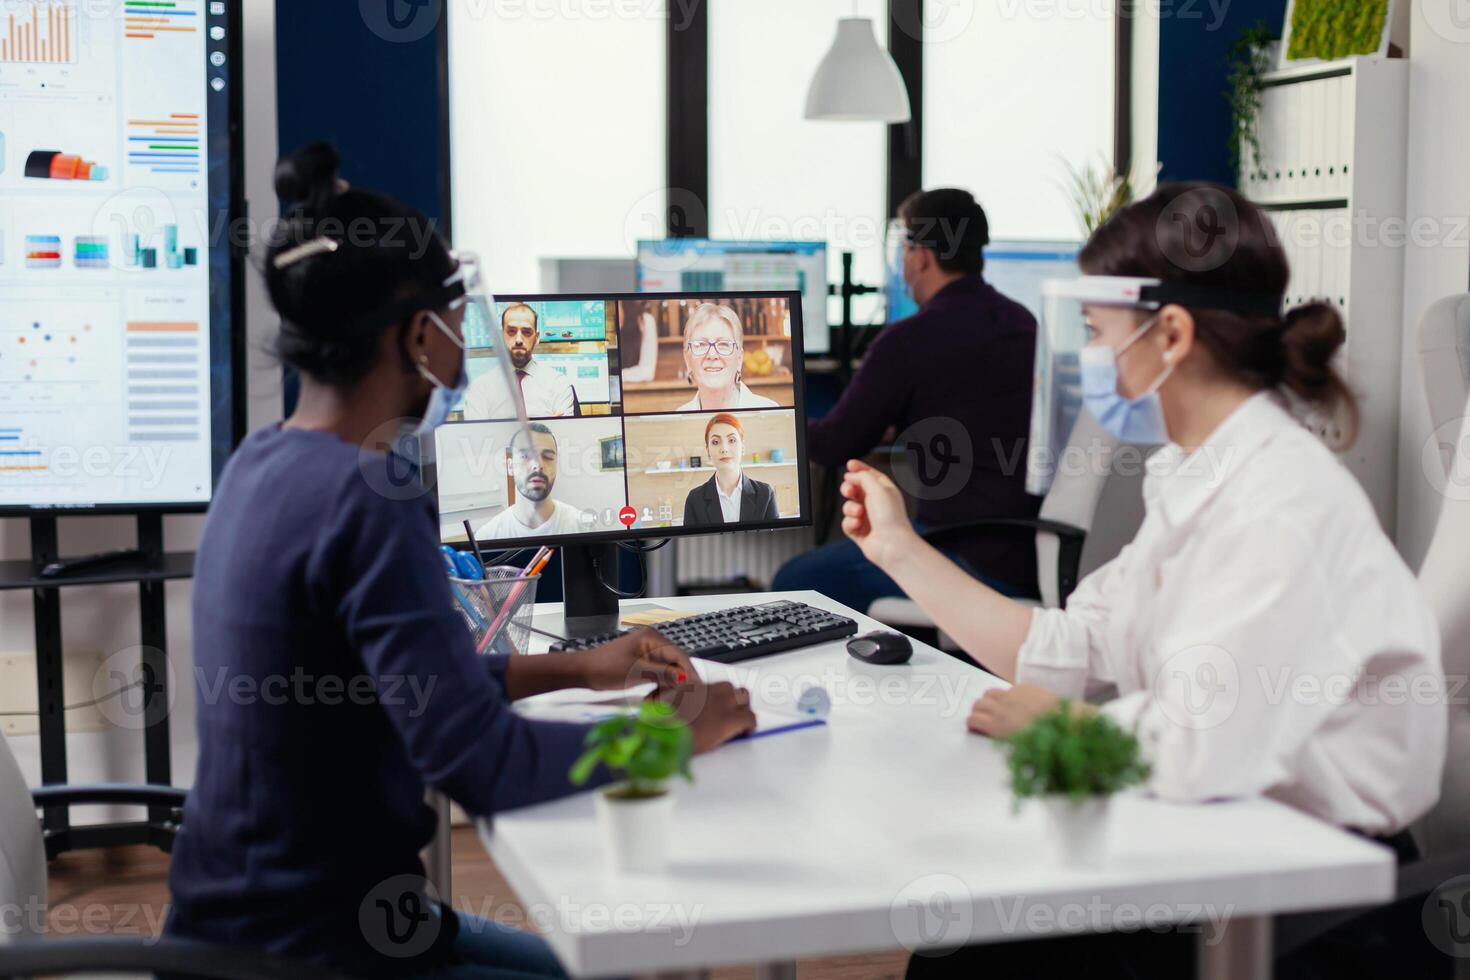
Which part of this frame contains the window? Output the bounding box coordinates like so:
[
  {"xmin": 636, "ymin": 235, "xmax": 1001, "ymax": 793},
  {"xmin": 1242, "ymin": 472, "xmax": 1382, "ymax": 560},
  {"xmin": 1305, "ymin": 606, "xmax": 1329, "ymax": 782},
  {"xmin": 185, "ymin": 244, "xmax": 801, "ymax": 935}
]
[
  {"xmin": 448, "ymin": 1, "xmax": 667, "ymax": 292},
  {"xmin": 922, "ymin": 0, "xmax": 1115, "ymax": 241},
  {"xmin": 708, "ymin": 0, "xmax": 890, "ymax": 324}
]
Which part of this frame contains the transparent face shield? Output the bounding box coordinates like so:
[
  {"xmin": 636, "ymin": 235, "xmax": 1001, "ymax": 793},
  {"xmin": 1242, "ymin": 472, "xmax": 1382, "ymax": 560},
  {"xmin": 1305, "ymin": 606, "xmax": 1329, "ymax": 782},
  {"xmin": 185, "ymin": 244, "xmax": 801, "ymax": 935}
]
[
  {"xmin": 1027, "ymin": 277, "xmax": 1160, "ymax": 494},
  {"xmin": 396, "ymin": 254, "xmax": 533, "ymax": 480}
]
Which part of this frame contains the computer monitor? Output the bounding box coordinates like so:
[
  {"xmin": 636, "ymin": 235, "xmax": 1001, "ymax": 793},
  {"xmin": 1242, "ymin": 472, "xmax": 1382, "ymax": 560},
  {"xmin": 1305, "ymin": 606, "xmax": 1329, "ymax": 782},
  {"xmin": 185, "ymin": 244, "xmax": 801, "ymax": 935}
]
[
  {"xmin": 883, "ymin": 239, "xmax": 1081, "ymax": 324},
  {"xmin": 0, "ymin": 0, "xmax": 244, "ymax": 514},
  {"xmin": 430, "ymin": 291, "xmax": 812, "ymax": 632},
  {"xmin": 636, "ymin": 240, "xmax": 830, "ymax": 354}
]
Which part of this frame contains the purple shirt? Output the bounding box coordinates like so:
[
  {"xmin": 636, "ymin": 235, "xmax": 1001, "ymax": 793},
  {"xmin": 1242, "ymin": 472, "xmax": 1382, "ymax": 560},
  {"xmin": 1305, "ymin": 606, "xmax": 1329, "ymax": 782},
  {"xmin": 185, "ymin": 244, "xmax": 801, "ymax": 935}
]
[{"xmin": 809, "ymin": 276, "xmax": 1041, "ymax": 591}]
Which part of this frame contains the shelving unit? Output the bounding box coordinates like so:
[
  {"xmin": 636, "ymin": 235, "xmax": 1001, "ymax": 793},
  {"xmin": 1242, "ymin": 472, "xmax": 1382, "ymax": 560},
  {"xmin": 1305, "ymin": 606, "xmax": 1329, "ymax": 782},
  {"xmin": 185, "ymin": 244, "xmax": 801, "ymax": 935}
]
[
  {"xmin": 1239, "ymin": 55, "xmax": 1409, "ymax": 531},
  {"xmin": 0, "ymin": 515, "xmax": 191, "ymax": 856}
]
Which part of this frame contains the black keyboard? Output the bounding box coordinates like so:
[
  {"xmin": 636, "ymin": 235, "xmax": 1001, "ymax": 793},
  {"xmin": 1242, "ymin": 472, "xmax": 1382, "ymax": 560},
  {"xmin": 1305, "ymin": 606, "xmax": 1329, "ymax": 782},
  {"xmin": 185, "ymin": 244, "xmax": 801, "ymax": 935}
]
[{"xmin": 547, "ymin": 600, "xmax": 859, "ymax": 663}]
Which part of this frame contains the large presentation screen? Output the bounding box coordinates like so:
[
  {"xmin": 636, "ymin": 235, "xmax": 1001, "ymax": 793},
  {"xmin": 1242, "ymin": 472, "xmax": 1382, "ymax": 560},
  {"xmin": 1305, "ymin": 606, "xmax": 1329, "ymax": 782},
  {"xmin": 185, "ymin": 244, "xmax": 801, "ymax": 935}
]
[
  {"xmin": 0, "ymin": 0, "xmax": 241, "ymax": 513},
  {"xmin": 433, "ymin": 292, "xmax": 812, "ymax": 549}
]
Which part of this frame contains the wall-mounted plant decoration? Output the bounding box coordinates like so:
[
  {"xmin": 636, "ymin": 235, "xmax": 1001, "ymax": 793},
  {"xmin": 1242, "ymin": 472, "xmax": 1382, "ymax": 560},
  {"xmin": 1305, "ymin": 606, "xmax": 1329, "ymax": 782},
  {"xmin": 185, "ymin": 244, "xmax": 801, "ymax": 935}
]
[{"xmin": 1283, "ymin": 0, "xmax": 1393, "ymax": 63}]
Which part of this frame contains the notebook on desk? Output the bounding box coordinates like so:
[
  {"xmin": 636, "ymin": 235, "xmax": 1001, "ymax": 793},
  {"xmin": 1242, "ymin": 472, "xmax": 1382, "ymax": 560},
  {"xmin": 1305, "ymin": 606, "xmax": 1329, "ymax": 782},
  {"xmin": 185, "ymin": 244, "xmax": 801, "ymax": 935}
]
[{"xmin": 515, "ymin": 661, "xmax": 827, "ymax": 739}]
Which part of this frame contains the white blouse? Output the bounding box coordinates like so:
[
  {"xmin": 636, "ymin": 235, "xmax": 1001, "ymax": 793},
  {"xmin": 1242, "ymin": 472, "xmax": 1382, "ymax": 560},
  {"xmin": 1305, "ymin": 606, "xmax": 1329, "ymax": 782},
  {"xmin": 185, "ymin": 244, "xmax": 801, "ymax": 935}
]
[
  {"xmin": 677, "ymin": 382, "xmax": 779, "ymax": 413},
  {"xmin": 1017, "ymin": 393, "xmax": 1445, "ymax": 834}
]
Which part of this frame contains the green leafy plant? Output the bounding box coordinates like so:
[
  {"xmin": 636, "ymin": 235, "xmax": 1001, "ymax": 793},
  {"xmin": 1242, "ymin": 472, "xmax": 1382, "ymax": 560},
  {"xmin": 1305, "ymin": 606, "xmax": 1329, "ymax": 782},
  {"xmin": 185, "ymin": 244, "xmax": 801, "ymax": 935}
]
[
  {"xmin": 1001, "ymin": 702, "xmax": 1150, "ymax": 809},
  {"xmin": 1059, "ymin": 156, "xmax": 1157, "ymax": 238},
  {"xmin": 570, "ymin": 700, "xmax": 693, "ymax": 799},
  {"xmin": 1286, "ymin": 0, "xmax": 1389, "ymax": 62},
  {"xmin": 1226, "ymin": 22, "xmax": 1278, "ymax": 177}
]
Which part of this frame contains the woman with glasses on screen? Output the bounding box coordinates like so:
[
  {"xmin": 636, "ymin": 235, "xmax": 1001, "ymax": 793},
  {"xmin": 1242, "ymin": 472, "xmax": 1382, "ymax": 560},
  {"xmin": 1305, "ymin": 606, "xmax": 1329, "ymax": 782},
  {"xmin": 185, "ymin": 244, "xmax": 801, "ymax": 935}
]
[
  {"xmin": 682, "ymin": 412, "xmax": 779, "ymax": 527},
  {"xmin": 678, "ymin": 302, "xmax": 779, "ymax": 411},
  {"xmin": 164, "ymin": 143, "xmax": 756, "ymax": 980}
]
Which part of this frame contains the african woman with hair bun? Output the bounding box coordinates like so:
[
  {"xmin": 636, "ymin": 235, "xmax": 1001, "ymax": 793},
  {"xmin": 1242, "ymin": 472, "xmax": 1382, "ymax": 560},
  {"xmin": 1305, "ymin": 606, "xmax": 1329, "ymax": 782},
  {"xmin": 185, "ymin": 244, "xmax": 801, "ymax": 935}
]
[
  {"xmin": 841, "ymin": 183, "xmax": 1446, "ymax": 978},
  {"xmin": 164, "ymin": 144, "xmax": 756, "ymax": 979}
]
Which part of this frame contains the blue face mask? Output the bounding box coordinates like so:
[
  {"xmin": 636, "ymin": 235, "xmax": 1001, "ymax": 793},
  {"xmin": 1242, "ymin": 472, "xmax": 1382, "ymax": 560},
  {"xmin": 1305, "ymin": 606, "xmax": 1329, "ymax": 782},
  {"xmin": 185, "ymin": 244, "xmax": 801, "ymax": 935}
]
[
  {"xmin": 1079, "ymin": 314, "xmax": 1175, "ymax": 445},
  {"xmin": 410, "ymin": 311, "xmax": 468, "ymax": 437}
]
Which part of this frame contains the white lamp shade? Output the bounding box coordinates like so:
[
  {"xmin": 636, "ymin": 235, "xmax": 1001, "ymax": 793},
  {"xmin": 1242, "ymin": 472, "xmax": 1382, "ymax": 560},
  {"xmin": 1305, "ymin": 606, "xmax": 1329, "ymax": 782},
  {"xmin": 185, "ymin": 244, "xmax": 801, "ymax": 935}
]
[{"xmin": 804, "ymin": 17, "xmax": 912, "ymax": 123}]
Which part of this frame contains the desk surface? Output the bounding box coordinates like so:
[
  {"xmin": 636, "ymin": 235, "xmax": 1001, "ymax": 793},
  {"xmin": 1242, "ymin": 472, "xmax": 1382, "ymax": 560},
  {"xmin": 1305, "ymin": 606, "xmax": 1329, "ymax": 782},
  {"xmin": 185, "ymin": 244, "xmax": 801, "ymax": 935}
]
[{"xmin": 479, "ymin": 590, "xmax": 1394, "ymax": 978}]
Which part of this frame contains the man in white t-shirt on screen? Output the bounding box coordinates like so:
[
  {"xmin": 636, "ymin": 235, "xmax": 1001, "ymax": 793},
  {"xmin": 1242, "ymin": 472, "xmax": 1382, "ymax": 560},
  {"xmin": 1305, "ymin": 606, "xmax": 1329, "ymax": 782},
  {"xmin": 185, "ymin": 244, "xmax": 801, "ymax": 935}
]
[
  {"xmin": 463, "ymin": 303, "xmax": 576, "ymax": 420},
  {"xmin": 476, "ymin": 424, "xmax": 588, "ymax": 540}
]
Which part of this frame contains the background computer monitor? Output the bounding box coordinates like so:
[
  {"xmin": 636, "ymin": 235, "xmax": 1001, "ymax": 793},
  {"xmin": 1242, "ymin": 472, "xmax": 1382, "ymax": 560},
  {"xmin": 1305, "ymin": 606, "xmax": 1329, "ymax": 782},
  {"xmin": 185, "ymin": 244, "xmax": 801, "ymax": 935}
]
[
  {"xmin": 883, "ymin": 240, "xmax": 1081, "ymax": 324},
  {"xmin": 0, "ymin": 0, "xmax": 244, "ymax": 514},
  {"xmin": 431, "ymin": 290, "xmax": 812, "ymax": 549},
  {"xmin": 636, "ymin": 240, "xmax": 830, "ymax": 354}
]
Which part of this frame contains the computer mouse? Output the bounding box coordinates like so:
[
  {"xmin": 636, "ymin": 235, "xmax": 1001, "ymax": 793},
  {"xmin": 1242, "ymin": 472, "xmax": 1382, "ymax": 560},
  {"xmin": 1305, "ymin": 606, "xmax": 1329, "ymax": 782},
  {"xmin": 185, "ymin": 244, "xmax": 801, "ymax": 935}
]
[{"xmin": 846, "ymin": 631, "xmax": 913, "ymax": 665}]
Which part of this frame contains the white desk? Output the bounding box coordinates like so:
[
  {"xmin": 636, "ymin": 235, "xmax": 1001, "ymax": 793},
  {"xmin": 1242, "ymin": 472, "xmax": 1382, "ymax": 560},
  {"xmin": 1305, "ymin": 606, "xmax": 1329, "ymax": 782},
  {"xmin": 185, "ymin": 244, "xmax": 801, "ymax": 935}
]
[{"xmin": 478, "ymin": 590, "xmax": 1395, "ymax": 979}]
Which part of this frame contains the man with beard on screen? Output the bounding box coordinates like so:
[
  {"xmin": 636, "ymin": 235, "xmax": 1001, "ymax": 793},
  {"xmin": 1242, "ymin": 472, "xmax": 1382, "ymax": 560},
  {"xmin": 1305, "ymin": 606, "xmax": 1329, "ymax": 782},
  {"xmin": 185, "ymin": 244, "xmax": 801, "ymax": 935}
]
[
  {"xmin": 464, "ymin": 302, "xmax": 576, "ymax": 419},
  {"xmin": 476, "ymin": 423, "xmax": 589, "ymax": 539}
]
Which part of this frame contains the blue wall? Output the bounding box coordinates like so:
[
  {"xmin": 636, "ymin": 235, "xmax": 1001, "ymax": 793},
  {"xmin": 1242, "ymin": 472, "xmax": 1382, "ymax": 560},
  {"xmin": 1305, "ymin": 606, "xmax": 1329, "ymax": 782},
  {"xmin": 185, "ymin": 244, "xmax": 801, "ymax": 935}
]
[
  {"xmin": 274, "ymin": 1, "xmax": 448, "ymax": 225},
  {"xmin": 1156, "ymin": 0, "xmax": 1287, "ymax": 185}
]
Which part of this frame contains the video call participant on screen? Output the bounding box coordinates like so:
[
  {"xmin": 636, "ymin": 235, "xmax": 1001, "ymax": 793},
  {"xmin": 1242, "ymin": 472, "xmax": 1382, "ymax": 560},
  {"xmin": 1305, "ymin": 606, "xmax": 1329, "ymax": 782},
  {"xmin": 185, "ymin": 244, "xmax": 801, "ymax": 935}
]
[
  {"xmin": 463, "ymin": 302, "xmax": 576, "ymax": 419},
  {"xmin": 678, "ymin": 303, "xmax": 779, "ymax": 411},
  {"xmin": 477, "ymin": 422, "xmax": 588, "ymax": 539},
  {"xmin": 774, "ymin": 188, "xmax": 1041, "ymax": 614},
  {"xmin": 682, "ymin": 413, "xmax": 780, "ymax": 527},
  {"xmin": 168, "ymin": 144, "xmax": 756, "ymax": 980}
]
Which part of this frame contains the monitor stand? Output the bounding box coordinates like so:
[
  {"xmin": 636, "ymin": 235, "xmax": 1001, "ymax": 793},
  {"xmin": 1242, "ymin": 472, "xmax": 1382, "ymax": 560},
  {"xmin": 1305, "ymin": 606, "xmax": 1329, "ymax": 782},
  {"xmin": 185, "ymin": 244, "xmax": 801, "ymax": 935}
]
[{"xmin": 560, "ymin": 542, "xmax": 623, "ymax": 639}]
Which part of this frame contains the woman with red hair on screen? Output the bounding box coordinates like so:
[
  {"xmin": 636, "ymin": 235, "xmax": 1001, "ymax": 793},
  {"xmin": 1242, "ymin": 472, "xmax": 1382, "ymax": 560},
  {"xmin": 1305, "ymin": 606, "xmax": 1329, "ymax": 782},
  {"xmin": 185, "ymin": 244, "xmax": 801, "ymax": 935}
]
[{"xmin": 682, "ymin": 413, "xmax": 779, "ymax": 526}]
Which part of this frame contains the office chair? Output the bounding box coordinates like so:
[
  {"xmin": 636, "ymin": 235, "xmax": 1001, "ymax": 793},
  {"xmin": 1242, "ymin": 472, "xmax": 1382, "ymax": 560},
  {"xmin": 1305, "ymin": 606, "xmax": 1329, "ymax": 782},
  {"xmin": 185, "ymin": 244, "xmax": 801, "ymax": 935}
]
[
  {"xmin": 1418, "ymin": 293, "xmax": 1470, "ymax": 471},
  {"xmin": 868, "ymin": 411, "xmax": 1146, "ymax": 651},
  {"xmin": 0, "ymin": 732, "xmax": 348, "ymax": 979},
  {"xmin": 1272, "ymin": 312, "xmax": 1470, "ymax": 971}
]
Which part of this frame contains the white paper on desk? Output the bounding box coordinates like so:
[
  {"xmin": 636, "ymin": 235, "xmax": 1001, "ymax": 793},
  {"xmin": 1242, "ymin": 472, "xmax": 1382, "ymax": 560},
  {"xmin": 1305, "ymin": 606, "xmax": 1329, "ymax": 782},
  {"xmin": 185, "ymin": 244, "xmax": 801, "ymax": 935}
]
[{"xmin": 514, "ymin": 662, "xmax": 824, "ymax": 736}]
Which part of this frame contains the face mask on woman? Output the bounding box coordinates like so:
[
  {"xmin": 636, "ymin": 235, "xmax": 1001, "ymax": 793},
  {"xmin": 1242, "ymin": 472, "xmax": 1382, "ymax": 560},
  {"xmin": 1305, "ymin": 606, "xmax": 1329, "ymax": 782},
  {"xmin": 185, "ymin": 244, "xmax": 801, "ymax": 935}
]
[
  {"xmin": 409, "ymin": 311, "xmax": 468, "ymax": 437},
  {"xmin": 1078, "ymin": 313, "xmax": 1175, "ymax": 445}
]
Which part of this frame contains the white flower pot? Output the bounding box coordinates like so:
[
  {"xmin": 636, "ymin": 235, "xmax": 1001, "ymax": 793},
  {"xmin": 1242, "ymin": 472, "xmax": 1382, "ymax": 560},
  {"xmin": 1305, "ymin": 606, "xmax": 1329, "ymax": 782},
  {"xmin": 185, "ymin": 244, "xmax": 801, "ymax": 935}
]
[
  {"xmin": 1039, "ymin": 794, "xmax": 1114, "ymax": 867},
  {"xmin": 594, "ymin": 786, "xmax": 675, "ymax": 874}
]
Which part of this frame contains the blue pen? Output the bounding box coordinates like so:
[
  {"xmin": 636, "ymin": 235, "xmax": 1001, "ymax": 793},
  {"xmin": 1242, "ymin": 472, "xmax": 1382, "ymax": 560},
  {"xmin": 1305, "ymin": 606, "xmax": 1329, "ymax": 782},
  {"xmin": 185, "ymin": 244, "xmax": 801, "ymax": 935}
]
[
  {"xmin": 442, "ymin": 546, "xmax": 489, "ymax": 632},
  {"xmin": 738, "ymin": 717, "xmax": 827, "ymax": 741}
]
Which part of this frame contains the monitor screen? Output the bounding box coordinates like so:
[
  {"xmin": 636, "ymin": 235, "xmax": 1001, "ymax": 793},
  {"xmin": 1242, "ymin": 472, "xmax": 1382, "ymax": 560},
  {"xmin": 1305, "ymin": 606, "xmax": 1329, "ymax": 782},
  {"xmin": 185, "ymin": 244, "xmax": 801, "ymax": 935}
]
[
  {"xmin": 0, "ymin": 0, "xmax": 242, "ymax": 513},
  {"xmin": 432, "ymin": 292, "xmax": 811, "ymax": 548},
  {"xmin": 883, "ymin": 239, "xmax": 1080, "ymax": 324},
  {"xmin": 636, "ymin": 240, "xmax": 829, "ymax": 354}
]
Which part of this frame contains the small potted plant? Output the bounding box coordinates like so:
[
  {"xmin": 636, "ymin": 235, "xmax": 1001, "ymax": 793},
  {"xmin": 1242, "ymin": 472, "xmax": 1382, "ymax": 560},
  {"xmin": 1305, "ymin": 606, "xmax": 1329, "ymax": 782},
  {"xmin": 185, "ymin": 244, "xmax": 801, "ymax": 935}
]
[
  {"xmin": 1001, "ymin": 701, "xmax": 1150, "ymax": 866},
  {"xmin": 1226, "ymin": 22, "xmax": 1280, "ymax": 180},
  {"xmin": 570, "ymin": 700, "xmax": 693, "ymax": 873}
]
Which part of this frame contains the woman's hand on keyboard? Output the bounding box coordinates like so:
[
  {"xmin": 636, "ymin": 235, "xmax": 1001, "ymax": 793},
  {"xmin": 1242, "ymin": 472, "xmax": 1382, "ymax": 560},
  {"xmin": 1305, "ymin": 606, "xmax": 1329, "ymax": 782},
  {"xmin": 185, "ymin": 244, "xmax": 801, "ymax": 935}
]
[{"xmin": 581, "ymin": 628, "xmax": 695, "ymax": 695}]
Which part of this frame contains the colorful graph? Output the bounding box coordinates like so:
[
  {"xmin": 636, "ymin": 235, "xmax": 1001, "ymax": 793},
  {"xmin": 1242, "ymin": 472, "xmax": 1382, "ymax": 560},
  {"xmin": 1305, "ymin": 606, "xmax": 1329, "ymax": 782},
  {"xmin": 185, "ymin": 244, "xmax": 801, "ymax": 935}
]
[
  {"xmin": 0, "ymin": 426, "xmax": 45, "ymax": 474},
  {"xmin": 123, "ymin": 223, "xmax": 198, "ymax": 270},
  {"xmin": 0, "ymin": 318, "xmax": 92, "ymax": 387},
  {"xmin": 74, "ymin": 236, "xmax": 108, "ymax": 268},
  {"xmin": 24, "ymin": 149, "xmax": 109, "ymax": 182},
  {"xmin": 0, "ymin": 1, "xmax": 77, "ymax": 65},
  {"xmin": 123, "ymin": 1, "xmax": 199, "ymax": 41},
  {"xmin": 24, "ymin": 235, "xmax": 61, "ymax": 269},
  {"xmin": 127, "ymin": 113, "xmax": 200, "ymax": 175}
]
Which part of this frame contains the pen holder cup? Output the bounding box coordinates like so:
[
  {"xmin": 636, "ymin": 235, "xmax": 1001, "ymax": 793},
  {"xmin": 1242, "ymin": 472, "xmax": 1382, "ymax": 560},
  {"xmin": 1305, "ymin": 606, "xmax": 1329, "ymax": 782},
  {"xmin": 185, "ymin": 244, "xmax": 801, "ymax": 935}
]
[{"xmin": 450, "ymin": 566, "xmax": 541, "ymax": 656}]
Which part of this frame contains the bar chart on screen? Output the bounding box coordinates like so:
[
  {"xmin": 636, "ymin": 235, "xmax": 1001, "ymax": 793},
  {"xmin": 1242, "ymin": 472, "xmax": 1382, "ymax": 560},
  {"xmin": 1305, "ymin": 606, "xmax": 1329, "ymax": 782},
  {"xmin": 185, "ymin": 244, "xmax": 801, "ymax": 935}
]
[
  {"xmin": 126, "ymin": 113, "xmax": 202, "ymax": 178},
  {"xmin": 123, "ymin": 0, "xmax": 200, "ymax": 43},
  {"xmin": 0, "ymin": 0, "xmax": 114, "ymax": 94},
  {"xmin": 0, "ymin": 0, "xmax": 77, "ymax": 65}
]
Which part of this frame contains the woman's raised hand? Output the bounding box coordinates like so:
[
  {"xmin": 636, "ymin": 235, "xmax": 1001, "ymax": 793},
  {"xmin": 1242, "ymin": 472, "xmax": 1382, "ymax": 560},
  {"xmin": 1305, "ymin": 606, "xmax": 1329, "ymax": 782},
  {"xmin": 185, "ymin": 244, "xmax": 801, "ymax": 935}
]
[{"xmin": 840, "ymin": 460, "xmax": 919, "ymax": 571}]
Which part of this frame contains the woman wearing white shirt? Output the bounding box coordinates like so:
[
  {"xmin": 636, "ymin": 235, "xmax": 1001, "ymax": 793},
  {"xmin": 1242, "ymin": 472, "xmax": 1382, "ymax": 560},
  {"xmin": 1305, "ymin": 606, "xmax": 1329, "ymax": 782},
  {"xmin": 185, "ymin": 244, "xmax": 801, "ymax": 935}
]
[
  {"xmin": 677, "ymin": 303, "xmax": 779, "ymax": 412},
  {"xmin": 842, "ymin": 185, "xmax": 1445, "ymax": 977}
]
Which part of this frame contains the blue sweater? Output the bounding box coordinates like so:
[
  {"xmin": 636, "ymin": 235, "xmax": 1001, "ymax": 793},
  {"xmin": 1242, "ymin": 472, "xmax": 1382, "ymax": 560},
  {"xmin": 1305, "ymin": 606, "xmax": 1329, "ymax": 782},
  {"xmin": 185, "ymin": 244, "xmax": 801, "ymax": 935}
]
[{"xmin": 167, "ymin": 426, "xmax": 600, "ymax": 976}]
